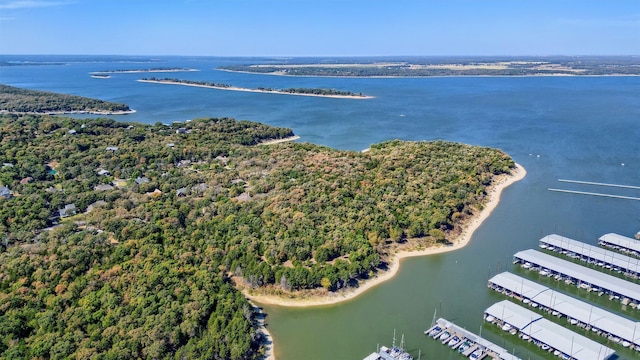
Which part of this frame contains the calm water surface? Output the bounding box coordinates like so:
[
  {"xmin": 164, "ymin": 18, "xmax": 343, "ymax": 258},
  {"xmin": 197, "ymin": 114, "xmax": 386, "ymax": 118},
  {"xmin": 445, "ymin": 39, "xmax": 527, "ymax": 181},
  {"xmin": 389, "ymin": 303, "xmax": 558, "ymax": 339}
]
[{"xmin": 2, "ymin": 56, "xmax": 640, "ymax": 359}]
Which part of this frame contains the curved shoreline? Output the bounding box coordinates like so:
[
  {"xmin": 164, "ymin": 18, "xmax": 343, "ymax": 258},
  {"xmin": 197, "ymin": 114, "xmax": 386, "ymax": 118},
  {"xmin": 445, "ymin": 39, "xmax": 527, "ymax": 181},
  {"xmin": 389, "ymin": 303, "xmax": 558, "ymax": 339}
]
[
  {"xmin": 137, "ymin": 79, "xmax": 373, "ymax": 99},
  {"xmin": 244, "ymin": 163, "xmax": 526, "ymax": 308},
  {"xmin": 0, "ymin": 109, "xmax": 136, "ymax": 115}
]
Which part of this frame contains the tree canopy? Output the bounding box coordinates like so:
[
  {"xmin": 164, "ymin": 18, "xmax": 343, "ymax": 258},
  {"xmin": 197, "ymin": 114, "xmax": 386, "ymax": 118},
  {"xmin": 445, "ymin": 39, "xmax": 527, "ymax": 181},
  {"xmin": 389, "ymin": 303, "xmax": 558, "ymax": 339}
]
[{"xmin": 0, "ymin": 111, "xmax": 514, "ymax": 359}]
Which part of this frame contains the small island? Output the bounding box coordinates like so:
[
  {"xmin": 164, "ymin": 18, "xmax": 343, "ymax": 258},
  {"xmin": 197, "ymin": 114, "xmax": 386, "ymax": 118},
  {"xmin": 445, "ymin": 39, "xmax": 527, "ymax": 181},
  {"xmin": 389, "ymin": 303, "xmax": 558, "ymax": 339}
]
[
  {"xmin": 138, "ymin": 77, "xmax": 373, "ymax": 99},
  {"xmin": 90, "ymin": 67, "xmax": 198, "ymax": 75},
  {"xmin": 0, "ymin": 84, "xmax": 134, "ymax": 115}
]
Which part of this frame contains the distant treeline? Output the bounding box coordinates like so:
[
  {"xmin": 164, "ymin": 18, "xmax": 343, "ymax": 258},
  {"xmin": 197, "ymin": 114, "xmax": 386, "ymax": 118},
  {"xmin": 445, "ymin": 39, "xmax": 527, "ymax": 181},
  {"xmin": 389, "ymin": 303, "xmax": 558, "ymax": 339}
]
[
  {"xmin": 0, "ymin": 84, "xmax": 131, "ymax": 113},
  {"xmin": 220, "ymin": 57, "xmax": 640, "ymax": 77}
]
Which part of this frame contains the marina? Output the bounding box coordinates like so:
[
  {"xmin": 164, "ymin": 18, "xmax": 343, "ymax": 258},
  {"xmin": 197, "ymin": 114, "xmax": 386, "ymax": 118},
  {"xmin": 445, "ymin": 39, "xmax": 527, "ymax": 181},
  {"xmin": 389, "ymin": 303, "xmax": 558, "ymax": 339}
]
[
  {"xmin": 598, "ymin": 233, "xmax": 640, "ymax": 258},
  {"xmin": 488, "ymin": 271, "xmax": 640, "ymax": 349},
  {"xmin": 513, "ymin": 249, "xmax": 640, "ymax": 304},
  {"xmin": 363, "ymin": 331, "xmax": 413, "ymax": 360},
  {"xmin": 362, "ymin": 345, "xmax": 413, "ymax": 360},
  {"xmin": 484, "ymin": 300, "xmax": 616, "ymax": 360},
  {"xmin": 539, "ymin": 234, "xmax": 640, "ymax": 279},
  {"xmin": 425, "ymin": 318, "xmax": 521, "ymax": 360}
]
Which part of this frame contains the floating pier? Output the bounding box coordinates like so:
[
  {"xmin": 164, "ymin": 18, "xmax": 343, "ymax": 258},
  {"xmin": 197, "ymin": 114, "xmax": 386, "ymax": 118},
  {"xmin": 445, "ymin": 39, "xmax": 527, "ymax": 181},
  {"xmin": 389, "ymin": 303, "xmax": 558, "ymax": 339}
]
[
  {"xmin": 484, "ymin": 300, "xmax": 615, "ymax": 360},
  {"xmin": 488, "ymin": 271, "xmax": 640, "ymax": 349},
  {"xmin": 598, "ymin": 233, "xmax": 640, "ymax": 258},
  {"xmin": 513, "ymin": 249, "xmax": 640, "ymax": 304},
  {"xmin": 548, "ymin": 188, "xmax": 640, "ymax": 201},
  {"xmin": 539, "ymin": 234, "xmax": 640, "ymax": 279},
  {"xmin": 424, "ymin": 317, "xmax": 521, "ymax": 360}
]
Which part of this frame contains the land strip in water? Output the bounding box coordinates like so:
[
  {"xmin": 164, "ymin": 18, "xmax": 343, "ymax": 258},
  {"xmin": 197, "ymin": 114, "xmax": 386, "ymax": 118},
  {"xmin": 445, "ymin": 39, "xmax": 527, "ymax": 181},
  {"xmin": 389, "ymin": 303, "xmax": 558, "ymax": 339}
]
[
  {"xmin": 138, "ymin": 78, "xmax": 373, "ymax": 99},
  {"xmin": 219, "ymin": 56, "xmax": 640, "ymax": 77}
]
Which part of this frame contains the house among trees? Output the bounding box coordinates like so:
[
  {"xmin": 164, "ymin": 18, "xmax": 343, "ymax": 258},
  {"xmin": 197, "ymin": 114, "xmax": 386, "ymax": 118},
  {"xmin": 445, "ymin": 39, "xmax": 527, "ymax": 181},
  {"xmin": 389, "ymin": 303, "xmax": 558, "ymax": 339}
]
[
  {"xmin": 98, "ymin": 169, "xmax": 111, "ymax": 176},
  {"xmin": 59, "ymin": 203, "xmax": 77, "ymax": 218},
  {"xmin": 176, "ymin": 187, "xmax": 188, "ymax": 197},
  {"xmin": 0, "ymin": 185, "xmax": 12, "ymax": 199},
  {"xmin": 106, "ymin": 146, "xmax": 119, "ymax": 152}
]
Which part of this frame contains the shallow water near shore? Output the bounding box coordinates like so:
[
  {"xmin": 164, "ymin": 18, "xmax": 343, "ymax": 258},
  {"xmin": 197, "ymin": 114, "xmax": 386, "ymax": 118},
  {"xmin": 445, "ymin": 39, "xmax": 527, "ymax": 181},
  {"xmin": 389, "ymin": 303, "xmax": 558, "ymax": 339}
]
[{"xmin": 2, "ymin": 55, "xmax": 640, "ymax": 359}]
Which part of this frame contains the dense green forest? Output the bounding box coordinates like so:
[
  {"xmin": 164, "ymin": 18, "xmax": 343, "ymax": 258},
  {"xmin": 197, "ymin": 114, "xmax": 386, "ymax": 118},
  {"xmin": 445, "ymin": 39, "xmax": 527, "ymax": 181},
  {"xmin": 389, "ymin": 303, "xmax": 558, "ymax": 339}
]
[
  {"xmin": 140, "ymin": 78, "xmax": 367, "ymax": 97},
  {"xmin": 0, "ymin": 85, "xmax": 131, "ymax": 114},
  {"xmin": 0, "ymin": 112, "xmax": 514, "ymax": 359}
]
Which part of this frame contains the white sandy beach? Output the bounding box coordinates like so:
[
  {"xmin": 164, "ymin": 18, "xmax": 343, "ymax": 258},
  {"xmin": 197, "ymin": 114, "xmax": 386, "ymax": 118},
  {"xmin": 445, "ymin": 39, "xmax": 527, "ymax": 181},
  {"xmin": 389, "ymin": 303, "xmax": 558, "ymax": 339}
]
[
  {"xmin": 244, "ymin": 163, "xmax": 526, "ymax": 308},
  {"xmin": 137, "ymin": 79, "xmax": 374, "ymax": 99}
]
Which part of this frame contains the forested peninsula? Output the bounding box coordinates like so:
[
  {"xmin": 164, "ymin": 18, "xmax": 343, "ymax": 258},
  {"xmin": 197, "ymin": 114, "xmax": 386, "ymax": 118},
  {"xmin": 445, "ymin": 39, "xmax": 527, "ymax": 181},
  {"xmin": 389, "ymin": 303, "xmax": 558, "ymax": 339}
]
[
  {"xmin": 0, "ymin": 84, "xmax": 133, "ymax": 115},
  {"xmin": 0, "ymin": 98, "xmax": 516, "ymax": 358},
  {"xmin": 139, "ymin": 78, "xmax": 371, "ymax": 99}
]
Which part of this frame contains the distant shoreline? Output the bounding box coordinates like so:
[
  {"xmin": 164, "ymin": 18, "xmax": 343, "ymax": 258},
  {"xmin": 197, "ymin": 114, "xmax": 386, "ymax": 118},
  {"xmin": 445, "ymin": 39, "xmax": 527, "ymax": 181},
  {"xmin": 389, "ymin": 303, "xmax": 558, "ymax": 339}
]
[
  {"xmin": 219, "ymin": 68, "xmax": 640, "ymax": 79},
  {"xmin": 137, "ymin": 79, "xmax": 374, "ymax": 99},
  {"xmin": 0, "ymin": 109, "xmax": 136, "ymax": 115},
  {"xmin": 241, "ymin": 163, "xmax": 526, "ymax": 308},
  {"xmin": 90, "ymin": 68, "xmax": 198, "ymax": 74}
]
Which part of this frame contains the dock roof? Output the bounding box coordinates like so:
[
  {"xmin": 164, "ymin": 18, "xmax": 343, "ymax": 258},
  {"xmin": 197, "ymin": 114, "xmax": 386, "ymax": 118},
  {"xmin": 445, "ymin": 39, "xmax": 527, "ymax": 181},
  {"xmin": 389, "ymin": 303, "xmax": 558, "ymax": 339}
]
[
  {"xmin": 489, "ymin": 272, "xmax": 640, "ymax": 346},
  {"xmin": 599, "ymin": 233, "xmax": 640, "ymax": 254},
  {"xmin": 540, "ymin": 234, "xmax": 640, "ymax": 276},
  {"xmin": 485, "ymin": 300, "xmax": 615, "ymax": 360},
  {"xmin": 513, "ymin": 249, "xmax": 640, "ymax": 302}
]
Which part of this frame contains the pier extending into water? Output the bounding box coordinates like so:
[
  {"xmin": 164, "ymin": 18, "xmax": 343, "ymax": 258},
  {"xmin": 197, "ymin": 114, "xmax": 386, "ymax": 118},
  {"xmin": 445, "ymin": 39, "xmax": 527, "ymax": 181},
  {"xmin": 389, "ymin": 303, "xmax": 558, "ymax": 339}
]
[
  {"xmin": 558, "ymin": 179, "xmax": 640, "ymax": 191},
  {"xmin": 548, "ymin": 188, "xmax": 640, "ymax": 201},
  {"xmin": 488, "ymin": 271, "xmax": 640, "ymax": 349},
  {"xmin": 425, "ymin": 318, "xmax": 520, "ymax": 360},
  {"xmin": 539, "ymin": 234, "xmax": 640, "ymax": 279},
  {"xmin": 484, "ymin": 300, "xmax": 615, "ymax": 360}
]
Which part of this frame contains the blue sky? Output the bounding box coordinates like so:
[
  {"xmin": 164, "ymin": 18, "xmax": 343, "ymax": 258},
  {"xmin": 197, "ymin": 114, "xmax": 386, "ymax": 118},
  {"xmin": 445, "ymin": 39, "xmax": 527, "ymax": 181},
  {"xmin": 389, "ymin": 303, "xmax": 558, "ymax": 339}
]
[{"xmin": 0, "ymin": 0, "xmax": 638, "ymax": 56}]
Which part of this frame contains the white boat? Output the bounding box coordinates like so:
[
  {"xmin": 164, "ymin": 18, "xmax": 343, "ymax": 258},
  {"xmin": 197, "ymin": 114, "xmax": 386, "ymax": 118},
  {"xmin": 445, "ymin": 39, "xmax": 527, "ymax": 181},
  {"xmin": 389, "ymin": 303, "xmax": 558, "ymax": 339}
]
[
  {"xmin": 426, "ymin": 325, "xmax": 442, "ymax": 337},
  {"xmin": 539, "ymin": 269, "xmax": 550, "ymax": 276},
  {"xmin": 501, "ymin": 323, "xmax": 512, "ymax": 331},
  {"xmin": 439, "ymin": 331, "xmax": 451, "ymax": 341},
  {"xmin": 522, "ymin": 262, "xmax": 532, "ymax": 269},
  {"xmin": 447, "ymin": 335, "xmax": 461, "ymax": 347},
  {"xmin": 469, "ymin": 349, "xmax": 483, "ymax": 360},
  {"xmin": 484, "ymin": 315, "xmax": 495, "ymax": 322}
]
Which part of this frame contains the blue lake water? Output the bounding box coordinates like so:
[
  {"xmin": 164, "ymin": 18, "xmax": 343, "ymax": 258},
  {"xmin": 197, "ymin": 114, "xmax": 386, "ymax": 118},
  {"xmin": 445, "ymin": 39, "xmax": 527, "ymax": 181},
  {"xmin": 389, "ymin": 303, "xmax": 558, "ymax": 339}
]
[{"xmin": 2, "ymin": 55, "xmax": 640, "ymax": 359}]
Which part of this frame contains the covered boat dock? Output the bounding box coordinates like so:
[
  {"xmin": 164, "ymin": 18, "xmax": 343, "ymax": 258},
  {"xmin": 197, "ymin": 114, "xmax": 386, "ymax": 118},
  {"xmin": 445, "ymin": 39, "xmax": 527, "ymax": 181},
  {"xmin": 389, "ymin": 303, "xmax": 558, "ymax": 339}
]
[
  {"xmin": 539, "ymin": 234, "xmax": 640, "ymax": 278},
  {"xmin": 513, "ymin": 249, "xmax": 640, "ymax": 304},
  {"xmin": 484, "ymin": 300, "xmax": 615, "ymax": 360},
  {"xmin": 598, "ymin": 233, "xmax": 640, "ymax": 258},
  {"xmin": 488, "ymin": 271, "xmax": 640, "ymax": 349}
]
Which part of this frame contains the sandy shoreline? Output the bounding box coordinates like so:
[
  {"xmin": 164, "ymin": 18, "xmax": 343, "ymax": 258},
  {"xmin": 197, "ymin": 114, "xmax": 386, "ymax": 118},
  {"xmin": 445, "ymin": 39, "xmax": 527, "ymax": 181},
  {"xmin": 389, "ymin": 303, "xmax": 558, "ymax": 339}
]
[
  {"xmin": 137, "ymin": 79, "xmax": 373, "ymax": 99},
  {"xmin": 244, "ymin": 163, "xmax": 526, "ymax": 308},
  {"xmin": 258, "ymin": 136, "xmax": 301, "ymax": 145},
  {"xmin": 0, "ymin": 109, "xmax": 136, "ymax": 115}
]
